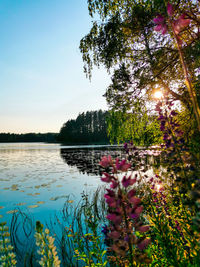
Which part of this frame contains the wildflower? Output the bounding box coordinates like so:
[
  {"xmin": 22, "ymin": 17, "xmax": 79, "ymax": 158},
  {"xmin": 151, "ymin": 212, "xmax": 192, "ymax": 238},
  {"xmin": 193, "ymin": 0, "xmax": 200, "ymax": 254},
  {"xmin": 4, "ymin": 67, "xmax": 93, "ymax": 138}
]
[
  {"xmin": 167, "ymin": 2, "xmax": 174, "ymax": 17},
  {"xmin": 99, "ymin": 155, "xmax": 112, "ymax": 168},
  {"xmin": 122, "ymin": 175, "xmax": 136, "ymax": 188},
  {"xmin": 107, "ymin": 213, "xmax": 122, "ymax": 224},
  {"xmin": 116, "ymin": 159, "xmax": 131, "ymax": 172},
  {"xmin": 137, "ymin": 225, "xmax": 150, "ymax": 233},
  {"xmin": 138, "ymin": 238, "xmax": 151, "ymax": 250},
  {"xmin": 100, "ymin": 155, "xmax": 151, "ymax": 264},
  {"xmin": 153, "ymin": 15, "xmax": 168, "ymax": 35},
  {"xmin": 35, "ymin": 222, "xmax": 61, "ymax": 267},
  {"xmin": 101, "ymin": 172, "xmax": 114, "ymax": 183},
  {"xmin": 173, "ymin": 14, "xmax": 190, "ymax": 34}
]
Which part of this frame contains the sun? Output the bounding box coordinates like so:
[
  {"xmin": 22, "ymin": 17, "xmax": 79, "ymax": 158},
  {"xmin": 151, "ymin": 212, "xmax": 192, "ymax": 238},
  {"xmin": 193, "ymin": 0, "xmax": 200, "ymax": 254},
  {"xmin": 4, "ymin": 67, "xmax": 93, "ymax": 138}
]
[{"xmin": 154, "ymin": 90, "xmax": 163, "ymax": 99}]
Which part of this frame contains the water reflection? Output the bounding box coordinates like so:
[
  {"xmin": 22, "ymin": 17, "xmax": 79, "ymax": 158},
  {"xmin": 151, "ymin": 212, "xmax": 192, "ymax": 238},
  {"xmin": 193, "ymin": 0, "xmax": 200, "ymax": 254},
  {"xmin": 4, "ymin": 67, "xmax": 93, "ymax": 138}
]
[
  {"xmin": 60, "ymin": 146, "xmax": 161, "ymax": 176},
  {"xmin": 60, "ymin": 146, "xmax": 125, "ymax": 175}
]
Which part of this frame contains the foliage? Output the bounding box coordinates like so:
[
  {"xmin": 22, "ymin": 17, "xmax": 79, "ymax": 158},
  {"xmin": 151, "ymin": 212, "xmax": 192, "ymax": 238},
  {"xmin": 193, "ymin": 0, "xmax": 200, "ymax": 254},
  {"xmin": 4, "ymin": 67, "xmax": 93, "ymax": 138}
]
[
  {"xmin": 0, "ymin": 133, "xmax": 58, "ymax": 143},
  {"xmin": 107, "ymin": 104, "xmax": 162, "ymax": 145},
  {"xmin": 80, "ymin": 0, "xmax": 200, "ymax": 112},
  {"xmin": 0, "ymin": 221, "xmax": 17, "ymax": 267},
  {"xmin": 35, "ymin": 221, "xmax": 61, "ymax": 267},
  {"xmin": 58, "ymin": 110, "xmax": 109, "ymax": 144},
  {"xmin": 66, "ymin": 193, "xmax": 107, "ymax": 266},
  {"xmin": 99, "ymin": 156, "xmax": 151, "ymax": 266},
  {"xmin": 144, "ymin": 176, "xmax": 200, "ymax": 266}
]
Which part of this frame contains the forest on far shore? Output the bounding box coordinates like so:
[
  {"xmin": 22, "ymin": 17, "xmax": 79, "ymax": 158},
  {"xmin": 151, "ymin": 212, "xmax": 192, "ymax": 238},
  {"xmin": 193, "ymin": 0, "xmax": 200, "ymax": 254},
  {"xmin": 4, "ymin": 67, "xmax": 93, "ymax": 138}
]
[
  {"xmin": 0, "ymin": 109, "xmax": 161, "ymax": 145},
  {"xmin": 0, "ymin": 133, "xmax": 58, "ymax": 143}
]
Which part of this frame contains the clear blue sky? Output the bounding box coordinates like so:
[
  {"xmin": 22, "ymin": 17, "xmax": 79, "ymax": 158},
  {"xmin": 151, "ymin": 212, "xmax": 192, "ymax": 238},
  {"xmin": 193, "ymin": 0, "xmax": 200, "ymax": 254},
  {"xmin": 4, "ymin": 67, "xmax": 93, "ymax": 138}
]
[{"xmin": 0, "ymin": 0, "xmax": 110, "ymax": 133}]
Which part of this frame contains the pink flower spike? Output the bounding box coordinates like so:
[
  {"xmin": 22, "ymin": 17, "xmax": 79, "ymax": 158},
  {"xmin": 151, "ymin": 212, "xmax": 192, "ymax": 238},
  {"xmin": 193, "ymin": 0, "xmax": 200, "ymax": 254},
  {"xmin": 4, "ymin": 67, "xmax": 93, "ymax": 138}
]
[
  {"xmin": 173, "ymin": 14, "xmax": 190, "ymax": 34},
  {"xmin": 128, "ymin": 189, "xmax": 136, "ymax": 198},
  {"xmin": 101, "ymin": 172, "xmax": 113, "ymax": 183},
  {"xmin": 154, "ymin": 24, "xmax": 162, "ymax": 32},
  {"xmin": 162, "ymin": 24, "xmax": 168, "ymax": 35},
  {"xmin": 99, "ymin": 155, "xmax": 112, "ymax": 168},
  {"xmin": 138, "ymin": 238, "xmax": 151, "ymax": 250},
  {"xmin": 130, "ymin": 212, "xmax": 139, "ymax": 219},
  {"xmin": 153, "ymin": 15, "xmax": 165, "ymax": 24},
  {"xmin": 116, "ymin": 159, "xmax": 131, "ymax": 172},
  {"xmin": 122, "ymin": 175, "xmax": 136, "ymax": 188},
  {"xmin": 107, "ymin": 213, "xmax": 122, "ymax": 224},
  {"xmin": 167, "ymin": 3, "xmax": 174, "ymax": 17},
  {"xmin": 108, "ymin": 231, "xmax": 120, "ymax": 239},
  {"xmin": 129, "ymin": 196, "xmax": 141, "ymax": 206},
  {"xmin": 135, "ymin": 206, "xmax": 143, "ymax": 215},
  {"xmin": 137, "ymin": 225, "xmax": 150, "ymax": 233},
  {"xmin": 110, "ymin": 180, "xmax": 118, "ymax": 189},
  {"xmin": 106, "ymin": 197, "xmax": 116, "ymax": 208}
]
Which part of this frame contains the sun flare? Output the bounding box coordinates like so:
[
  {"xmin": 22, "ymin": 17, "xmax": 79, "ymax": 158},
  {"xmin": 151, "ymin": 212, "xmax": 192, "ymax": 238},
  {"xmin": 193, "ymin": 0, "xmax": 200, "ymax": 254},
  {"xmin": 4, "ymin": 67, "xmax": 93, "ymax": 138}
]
[{"xmin": 154, "ymin": 90, "xmax": 163, "ymax": 99}]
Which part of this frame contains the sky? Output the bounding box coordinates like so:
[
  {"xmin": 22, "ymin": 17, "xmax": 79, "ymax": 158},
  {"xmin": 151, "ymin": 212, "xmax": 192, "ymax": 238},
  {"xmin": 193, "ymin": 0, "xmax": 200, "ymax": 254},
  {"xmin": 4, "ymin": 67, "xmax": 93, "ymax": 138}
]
[{"xmin": 0, "ymin": 0, "xmax": 111, "ymax": 133}]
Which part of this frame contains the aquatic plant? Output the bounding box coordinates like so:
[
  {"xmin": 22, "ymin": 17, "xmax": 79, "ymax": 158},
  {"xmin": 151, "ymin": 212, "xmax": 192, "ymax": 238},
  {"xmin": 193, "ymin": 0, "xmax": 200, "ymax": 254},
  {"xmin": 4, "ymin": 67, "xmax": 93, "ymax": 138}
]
[
  {"xmin": 66, "ymin": 191, "xmax": 107, "ymax": 266},
  {"xmin": 0, "ymin": 221, "xmax": 17, "ymax": 267}
]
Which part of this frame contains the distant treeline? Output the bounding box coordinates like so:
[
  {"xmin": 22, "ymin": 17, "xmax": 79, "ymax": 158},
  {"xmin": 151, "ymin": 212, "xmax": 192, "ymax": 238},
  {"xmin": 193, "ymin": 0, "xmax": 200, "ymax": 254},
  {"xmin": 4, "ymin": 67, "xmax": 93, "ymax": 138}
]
[
  {"xmin": 57, "ymin": 110, "xmax": 109, "ymax": 144},
  {"xmin": 0, "ymin": 133, "xmax": 58, "ymax": 143}
]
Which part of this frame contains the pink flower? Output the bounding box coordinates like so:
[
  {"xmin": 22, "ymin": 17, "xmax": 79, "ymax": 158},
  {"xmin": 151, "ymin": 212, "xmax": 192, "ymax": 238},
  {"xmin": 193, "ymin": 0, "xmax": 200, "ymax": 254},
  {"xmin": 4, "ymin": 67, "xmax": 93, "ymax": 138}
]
[
  {"xmin": 137, "ymin": 225, "xmax": 150, "ymax": 233},
  {"xmin": 173, "ymin": 14, "xmax": 190, "ymax": 34},
  {"xmin": 153, "ymin": 15, "xmax": 165, "ymax": 24},
  {"xmin": 138, "ymin": 238, "xmax": 151, "ymax": 250},
  {"xmin": 108, "ymin": 231, "xmax": 120, "ymax": 239},
  {"xmin": 127, "ymin": 189, "xmax": 136, "ymax": 198},
  {"xmin": 110, "ymin": 180, "xmax": 118, "ymax": 189},
  {"xmin": 99, "ymin": 155, "xmax": 112, "ymax": 168},
  {"xmin": 105, "ymin": 196, "xmax": 116, "ymax": 207},
  {"xmin": 129, "ymin": 196, "xmax": 141, "ymax": 206},
  {"xmin": 167, "ymin": 2, "xmax": 174, "ymax": 17},
  {"xmin": 107, "ymin": 213, "xmax": 122, "ymax": 224},
  {"xmin": 153, "ymin": 15, "xmax": 168, "ymax": 35},
  {"xmin": 135, "ymin": 206, "xmax": 143, "ymax": 215},
  {"xmin": 101, "ymin": 172, "xmax": 113, "ymax": 183},
  {"xmin": 122, "ymin": 175, "xmax": 136, "ymax": 188},
  {"xmin": 116, "ymin": 159, "xmax": 131, "ymax": 172},
  {"xmin": 129, "ymin": 212, "xmax": 139, "ymax": 219}
]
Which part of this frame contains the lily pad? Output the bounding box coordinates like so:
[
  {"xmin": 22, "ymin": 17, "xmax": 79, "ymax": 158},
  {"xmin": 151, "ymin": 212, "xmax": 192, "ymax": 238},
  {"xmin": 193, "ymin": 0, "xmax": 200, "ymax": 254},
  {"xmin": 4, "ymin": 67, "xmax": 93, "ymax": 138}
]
[
  {"xmin": 0, "ymin": 206, "xmax": 4, "ymax": 209},
  {"xmin": 16, "ymin": 202, "xmax": 26, "ymax": 206},
  {"xmin": 67, "ymin": 200, "xmax": 74, "ymax": 204},
  {"xmin": 6, "ymin": 209, "xmax": 18, "ymax": 214},
  {"xmin": 36, "ymin": 201, "xmax": 45, "ymax": 204},
  {"xmin": 28, "ymin": 205, "xmax": 39, "ymax": 209},
  {"xmin": 35, "ymin": 185, "xmax": 40, "ymax": 189},
  {"xmin": 11, "ymin": 184, "xmax": 18, "ymax": 191}
]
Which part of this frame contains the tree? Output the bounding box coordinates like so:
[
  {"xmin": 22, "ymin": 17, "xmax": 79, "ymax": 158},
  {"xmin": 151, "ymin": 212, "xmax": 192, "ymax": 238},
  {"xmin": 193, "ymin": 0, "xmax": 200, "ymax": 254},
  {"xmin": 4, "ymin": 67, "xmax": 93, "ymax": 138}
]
[
  {"xmin": 57, "ymin": 110, "xmax": 109, "ymax": 144},
  {"xmin": 80, "ymin": 0, "xmax": 200, "ymax": 111}
]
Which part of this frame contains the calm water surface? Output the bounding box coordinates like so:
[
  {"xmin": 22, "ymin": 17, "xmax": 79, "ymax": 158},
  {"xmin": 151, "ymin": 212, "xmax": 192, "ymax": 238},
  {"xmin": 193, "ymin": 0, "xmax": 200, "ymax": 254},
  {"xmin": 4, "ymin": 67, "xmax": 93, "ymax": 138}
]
[
  {"xmin": 0, "ymin": 143, "xmax": 157, "ymax": 226},
  {"xmin": 0, "ymin": 143, "xmax": 108, "ymax": 223}
]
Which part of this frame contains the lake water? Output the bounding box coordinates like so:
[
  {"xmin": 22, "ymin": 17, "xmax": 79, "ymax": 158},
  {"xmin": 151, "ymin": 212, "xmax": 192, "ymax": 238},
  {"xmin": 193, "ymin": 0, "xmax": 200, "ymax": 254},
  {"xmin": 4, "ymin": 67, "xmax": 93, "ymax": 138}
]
[
  {"xmin": 0, "ymin": 142, "xmax": 160, "ymax": 266},
  {"xmin": 0, "ymin": 143, "xmax": 131, "ymax": 225},
  {"xmin": 0, "ymin": 142, "xmax": 159, "ymax": 225}
]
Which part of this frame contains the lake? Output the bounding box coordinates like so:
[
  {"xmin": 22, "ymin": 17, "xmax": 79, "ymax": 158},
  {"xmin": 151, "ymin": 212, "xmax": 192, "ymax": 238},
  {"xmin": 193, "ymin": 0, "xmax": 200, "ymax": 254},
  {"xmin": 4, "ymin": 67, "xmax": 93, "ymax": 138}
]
[
  {"xmin": 0, "ymin": 142, "xmax": 160, "ymax": 266},
  {"xmin": 0, "ymin": 142, "xmax": 159, "ymax": 225},
  {"xmin": 0, "ymin": 143, "xmax": 134, "ymax": 224}
]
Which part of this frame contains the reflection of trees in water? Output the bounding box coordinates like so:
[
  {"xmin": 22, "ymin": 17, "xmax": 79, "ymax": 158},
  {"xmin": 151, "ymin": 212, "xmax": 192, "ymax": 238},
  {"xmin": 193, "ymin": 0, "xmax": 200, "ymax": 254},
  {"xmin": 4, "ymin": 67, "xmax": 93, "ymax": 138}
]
[
  {"xmin": 60, "ymin": 147, "xmax": 161, "ymax": 176},
  {"xmin": 60, "ymin": 147, "xmax": 125, "ymax": 175}
]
